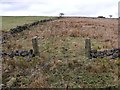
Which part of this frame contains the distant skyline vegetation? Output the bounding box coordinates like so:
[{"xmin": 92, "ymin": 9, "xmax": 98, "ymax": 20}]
[{"xmin": 0, "ymin": 0, "xmax": 119, "ymax": 18}]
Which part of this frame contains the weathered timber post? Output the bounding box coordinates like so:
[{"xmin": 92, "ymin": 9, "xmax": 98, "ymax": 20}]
[
  {"xmin": 32, "ymin": 36, "xmax": 40, "ymax": 56},
  {"xmin": 85, "ymin": 38, "xmax": 92, "ymax": 59}
]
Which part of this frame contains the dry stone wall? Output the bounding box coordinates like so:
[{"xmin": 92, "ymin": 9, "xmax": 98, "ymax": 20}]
[
  {"xmin": 1, "ymin": 17, "xmax": 59, "ymax": 43},
  {"xmin": 91, "ymin": 48, "xmax": 120, "ymax": 59},
  {"xmin": 1, "ymin": 49, "xmax": 35, "ymax": 58}
]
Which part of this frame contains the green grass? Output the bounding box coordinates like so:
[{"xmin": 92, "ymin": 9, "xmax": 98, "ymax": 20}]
[{"xmin": 2, "ymin": 16, "xmax": 53, "ymax": 31}]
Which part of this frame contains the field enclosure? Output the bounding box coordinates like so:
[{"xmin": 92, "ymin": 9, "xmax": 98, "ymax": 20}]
[
  {"xmin": 2, "ymin": 16, "xmax": 53, "ymax": 31},
  {"xmin": 1, "ymin": 16, "xmax": 120, "ymax": 88}
]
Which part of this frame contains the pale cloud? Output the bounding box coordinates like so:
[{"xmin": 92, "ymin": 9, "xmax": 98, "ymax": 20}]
[{"xmin": 0, "ymin": 0, "xmax": 119, "ymax": 17}]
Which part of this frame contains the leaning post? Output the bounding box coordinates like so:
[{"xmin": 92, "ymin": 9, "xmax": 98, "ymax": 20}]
[
  {"xmin": 85, "ymin": 38, "xmax": 92, "ymax": 59},
  {"xmin": 32, "ymin": 36, "xmax": 40, "ymax": 56}
]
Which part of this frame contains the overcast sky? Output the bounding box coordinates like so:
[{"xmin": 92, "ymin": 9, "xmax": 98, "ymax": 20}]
[{"xmin": 0, "ymin": 0, "xmax": 119, "ymax": 18}]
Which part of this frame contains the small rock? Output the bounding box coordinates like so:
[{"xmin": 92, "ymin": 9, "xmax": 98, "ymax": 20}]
[
  {"xmin": 5, "ymin": 69, "xmax": 9, "ymax": 73},
  {"xmin": 6, "ymin": 77, "xmax": 16, "ymax": 87}
]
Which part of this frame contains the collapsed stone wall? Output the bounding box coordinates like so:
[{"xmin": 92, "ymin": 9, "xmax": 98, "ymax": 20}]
[
  {"xmin": 91, "ymin": 48, "xmax": 120, "ymax": 59},
  {"xmin": 2, "ymin": 48, "xmax": 119, "ymax": 58},
  {"xmin": 1, "ymin": 49, "xmax": 35, "ymax": 58},
  {"xmin": 9, "ymin": 18, "xmax": 55, "ymax": 34}
]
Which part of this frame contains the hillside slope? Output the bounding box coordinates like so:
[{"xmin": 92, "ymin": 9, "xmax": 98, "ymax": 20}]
[{"xmin": 2, "ymin": 17, "xmax": 119, "ymax": 88}]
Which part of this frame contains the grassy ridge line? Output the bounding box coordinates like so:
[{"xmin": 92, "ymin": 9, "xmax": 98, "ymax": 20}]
[{"xmin": 2, "ymin": 16, "xmax": 54, "ymax": 31}]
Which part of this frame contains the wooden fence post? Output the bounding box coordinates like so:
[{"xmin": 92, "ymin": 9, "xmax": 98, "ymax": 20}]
[
  {"xmin": 85, "ymin": 38, "xmax": 92, "ymax": 59},
  {"xmin": 32, "ymin": 36, "xmax": 39, "ymax": 56}
]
